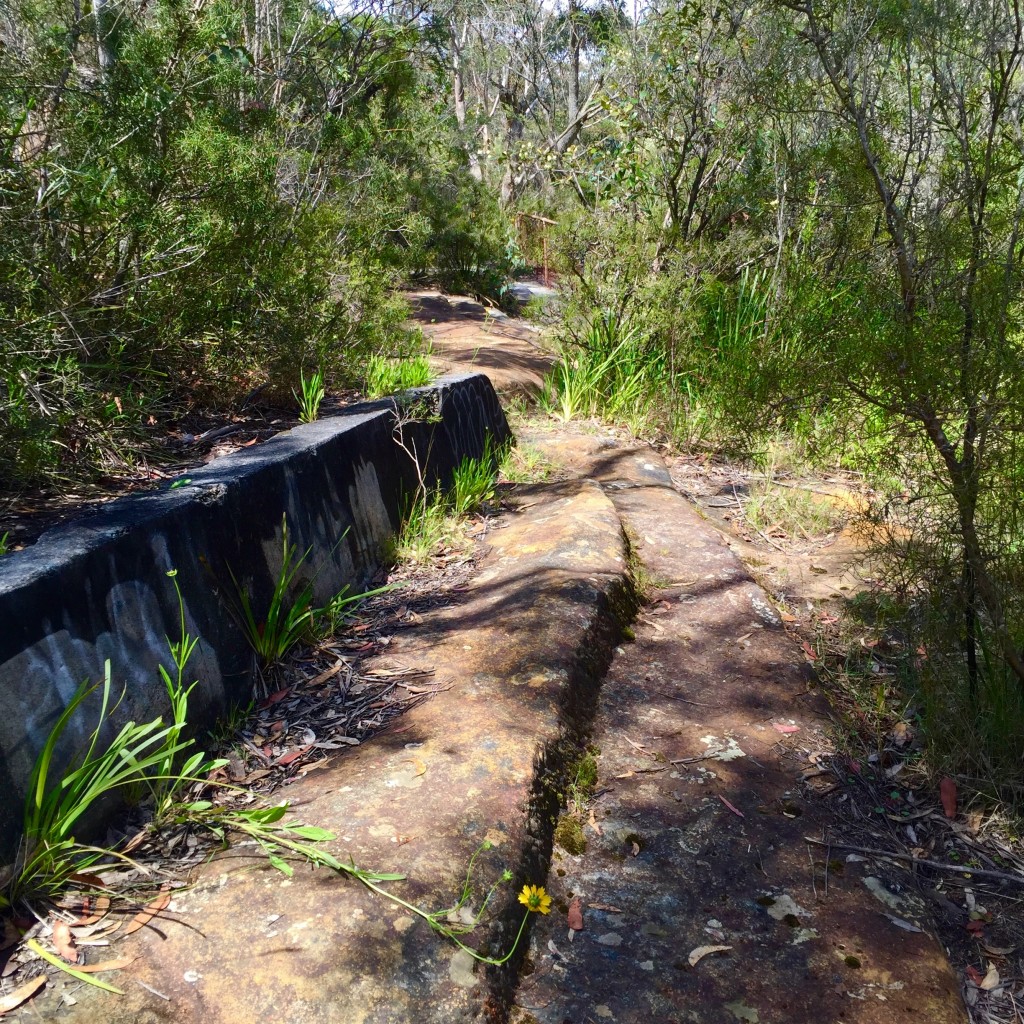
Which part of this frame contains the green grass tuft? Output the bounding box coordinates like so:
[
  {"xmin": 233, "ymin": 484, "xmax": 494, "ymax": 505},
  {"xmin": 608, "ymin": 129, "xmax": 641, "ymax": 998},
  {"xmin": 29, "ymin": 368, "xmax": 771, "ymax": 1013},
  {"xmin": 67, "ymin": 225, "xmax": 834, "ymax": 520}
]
[{"xmin": 365, "ymin": 354, "xmax": 434, "ymax": 398}]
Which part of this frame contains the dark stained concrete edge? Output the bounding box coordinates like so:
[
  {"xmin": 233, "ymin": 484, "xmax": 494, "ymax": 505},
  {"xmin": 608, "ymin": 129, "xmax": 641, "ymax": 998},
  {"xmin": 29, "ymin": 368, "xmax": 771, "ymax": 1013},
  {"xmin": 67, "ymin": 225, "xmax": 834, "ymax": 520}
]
[{"xmin": 0, "ymin": 373, "xmax": 510, "ymax": 859}]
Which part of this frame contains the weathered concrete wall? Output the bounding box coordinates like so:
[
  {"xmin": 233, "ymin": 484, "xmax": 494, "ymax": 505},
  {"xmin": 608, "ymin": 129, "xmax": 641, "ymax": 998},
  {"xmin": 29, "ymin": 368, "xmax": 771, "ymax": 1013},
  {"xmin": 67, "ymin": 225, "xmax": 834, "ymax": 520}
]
[{"xmin": 0, "ymin": 373, "xmax": 509, "ymax": 857}]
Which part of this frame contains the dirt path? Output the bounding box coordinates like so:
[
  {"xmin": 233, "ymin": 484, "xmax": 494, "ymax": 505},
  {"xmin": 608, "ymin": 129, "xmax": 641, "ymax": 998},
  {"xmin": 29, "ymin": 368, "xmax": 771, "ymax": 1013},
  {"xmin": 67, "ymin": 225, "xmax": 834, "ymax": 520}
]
[{"xmin": 411, "ymin": 290, "xmax": 555, "ymax": 398}]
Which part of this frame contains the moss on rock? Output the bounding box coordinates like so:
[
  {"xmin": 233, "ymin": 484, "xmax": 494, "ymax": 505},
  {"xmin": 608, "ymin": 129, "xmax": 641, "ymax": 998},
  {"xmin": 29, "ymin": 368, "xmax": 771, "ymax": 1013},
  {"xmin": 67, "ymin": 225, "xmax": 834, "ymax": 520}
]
[{"xmin": 554, "ymin": 813, "xmax": 587, "ymax": 855}]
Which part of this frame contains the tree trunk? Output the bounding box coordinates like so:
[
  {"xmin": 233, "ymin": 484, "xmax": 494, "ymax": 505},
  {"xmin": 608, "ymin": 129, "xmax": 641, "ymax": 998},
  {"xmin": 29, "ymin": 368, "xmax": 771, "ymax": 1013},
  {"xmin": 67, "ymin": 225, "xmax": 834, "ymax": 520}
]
[
  {"xmin": 450, "ymin": 22, "xmax": 482, "ymax": 181},
  {"xmin": 94, "ymin": 0, "xmax": 115, "ymax": 73}
]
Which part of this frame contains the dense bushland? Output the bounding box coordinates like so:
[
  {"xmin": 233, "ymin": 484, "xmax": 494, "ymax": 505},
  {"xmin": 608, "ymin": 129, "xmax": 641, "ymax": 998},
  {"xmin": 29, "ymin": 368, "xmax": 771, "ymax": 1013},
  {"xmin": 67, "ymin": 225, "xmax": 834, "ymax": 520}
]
[
  {"xmin": 0, "ymin": 0, "xmax": 514, "ymax": 486},
  {"xmin": 422, "ymin": 0, "xmax": 1024, "ymax": 790}
]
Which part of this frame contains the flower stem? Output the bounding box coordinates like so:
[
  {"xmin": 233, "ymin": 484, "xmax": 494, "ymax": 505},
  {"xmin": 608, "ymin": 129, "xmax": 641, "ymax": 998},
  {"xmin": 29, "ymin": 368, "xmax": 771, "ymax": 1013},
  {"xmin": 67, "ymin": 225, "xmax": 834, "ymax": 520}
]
[{"xmin": 356, "ymin": 873, "xmax": 530, "ymax": 965}]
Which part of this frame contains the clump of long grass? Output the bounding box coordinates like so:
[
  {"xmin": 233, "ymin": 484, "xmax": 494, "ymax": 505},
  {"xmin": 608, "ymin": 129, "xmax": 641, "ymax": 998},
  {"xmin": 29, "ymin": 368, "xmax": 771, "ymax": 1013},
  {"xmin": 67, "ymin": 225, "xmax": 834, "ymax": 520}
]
[
  {"xmin": 5, "ymin": 571, "xmax": 229, "ymax": 907},
  {"xmin": 365, "ymin": 354, "xmax": 434, "ymax": 398},
  {"xmin": 539, "ymin": 312, "xmax": 662, "ymax": 425},
  {"xmin": 229, "ymin": 517, "xmax": 392, "ymax": 667},
  {"xmin": 295, "ymin": 368, "xmax": 326, "ymax": 423},
  {"xmin": 229, "ymin": 517, "xmax": 318, "ymax": 669},
  {"xmin": 393, "ymin": 440, "xmax": 501, "ymax": 565}
]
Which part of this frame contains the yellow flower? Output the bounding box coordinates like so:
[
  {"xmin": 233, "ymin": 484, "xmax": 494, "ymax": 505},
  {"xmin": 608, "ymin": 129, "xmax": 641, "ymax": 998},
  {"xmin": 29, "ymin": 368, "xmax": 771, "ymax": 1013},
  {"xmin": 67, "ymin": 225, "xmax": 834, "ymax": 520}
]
[{"xmin": 517, "ymin": 884, "xmax": 552, "ymax": 915}]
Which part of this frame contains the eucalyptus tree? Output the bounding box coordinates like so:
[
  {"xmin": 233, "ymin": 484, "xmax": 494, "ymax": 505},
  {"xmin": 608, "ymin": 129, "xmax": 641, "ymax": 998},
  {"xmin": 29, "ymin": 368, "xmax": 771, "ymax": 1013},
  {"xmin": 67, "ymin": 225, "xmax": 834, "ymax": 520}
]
[
  {"xmin": 779, "ymin": 0, "xmax": 1024, "ymax": 694},
  {"xmin": 420, "ymin": 0, "xmax": 625, "ymax": 203}
]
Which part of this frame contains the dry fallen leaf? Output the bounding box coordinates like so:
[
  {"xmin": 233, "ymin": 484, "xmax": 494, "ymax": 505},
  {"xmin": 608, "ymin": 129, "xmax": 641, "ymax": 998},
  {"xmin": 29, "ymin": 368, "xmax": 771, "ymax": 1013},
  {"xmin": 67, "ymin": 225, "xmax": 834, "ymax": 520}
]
[
  {"xmin": 588, "ymin": 808, "xmax": 603, "ymax": 836},
  {"xmin": 567, "ymin": 897, "xmax": 584, "ymax": 931},
  {"xmin": 688, "ymin": 944, "xmax": 732, "ymax": 967},
  {"xmin": 939, "ymin": 777, "xmax": 958, "ymax": 819},
  {"xmin": 889, "ymin": 722, "xmax": 913, "ymax": 748},
  {"xmin": 51, "ymin": 920, "xmax": 78, "ymax": 962},
  {"xmin": 588, "ymin": 903, "xmax": 623, "ymax": 913},
  {"xmin": 307, "ymin": 663, "xmax": 343, "ymax": 688},
  {"xmin": 772, "ymin": 723, "xmax": 800, "ymax": 734},
  {"xmin": 980, "ymin": 963, "xmax": 1001, "ymax": 990},
  {"xmin": 259, "ymin": 688, "xmax": 291, "ymax": 709},
  {"xmin": 123, "ymin": 887, "xmax": 171, "ymax": 936},
  {"xmin": 981, "ymin": 942, "xmax": 1017, "ymax": 957},
  {"xmin": 0, "ymin": 974, "xmax": 46, "ymax": 1015},
  {"xmin": 67, "ymin": 872, "xmax": 107, "ymax": 890},
  {"xmin": 276, "ymin": 745, "xmax": 312, "ymax": 767},
  {"xmin": 121, "ymin": 828, "xmax": 149, "ymax": 855},
  {"xmin": 719, "ymin": 795, "xmax": 745, "ymax": 818}
]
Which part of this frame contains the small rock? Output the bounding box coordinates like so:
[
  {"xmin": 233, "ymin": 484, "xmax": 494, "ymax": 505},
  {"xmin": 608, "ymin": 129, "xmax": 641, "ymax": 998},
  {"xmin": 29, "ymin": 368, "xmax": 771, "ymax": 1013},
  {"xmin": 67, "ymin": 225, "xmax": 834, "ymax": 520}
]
[
  {"xmin": 448, "ymin": 948, "xmax": 477, "ymax": 988},
  {"xmin": 726, "ymin": 1003, "xmax": 759, "ymax": 1023}
]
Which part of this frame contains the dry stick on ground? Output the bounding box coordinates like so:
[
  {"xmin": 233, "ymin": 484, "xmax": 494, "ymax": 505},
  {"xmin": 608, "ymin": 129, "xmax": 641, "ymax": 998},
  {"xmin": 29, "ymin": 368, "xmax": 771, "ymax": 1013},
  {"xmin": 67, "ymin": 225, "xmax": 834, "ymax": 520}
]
[
  {"xmin": 804, "ymin": 837, "xmax": 1024, "ymax": 886},
  {"xmin": 652, "ymin": 689, "xmax": 720, "ymax": 707}
]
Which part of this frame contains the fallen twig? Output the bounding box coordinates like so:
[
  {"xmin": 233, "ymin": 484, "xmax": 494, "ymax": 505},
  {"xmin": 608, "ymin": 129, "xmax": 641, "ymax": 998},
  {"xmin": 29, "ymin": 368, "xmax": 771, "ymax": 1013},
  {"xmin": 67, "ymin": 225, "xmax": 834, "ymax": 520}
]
[
  {"xmin": 652, "ymin": 689, "xmax": 720, "ymax": 708},
  {"xmin": 804, "ymin": 837, "xmax": 1024, "ymax": 886}
]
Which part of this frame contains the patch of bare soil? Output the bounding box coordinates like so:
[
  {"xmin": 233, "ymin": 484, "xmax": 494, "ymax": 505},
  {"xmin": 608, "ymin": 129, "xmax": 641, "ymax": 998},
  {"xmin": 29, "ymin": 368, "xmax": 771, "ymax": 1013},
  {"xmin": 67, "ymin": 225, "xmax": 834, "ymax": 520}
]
[{"xmin": 411, "ymin": 289, "xmax": 556, "ymax": 397}]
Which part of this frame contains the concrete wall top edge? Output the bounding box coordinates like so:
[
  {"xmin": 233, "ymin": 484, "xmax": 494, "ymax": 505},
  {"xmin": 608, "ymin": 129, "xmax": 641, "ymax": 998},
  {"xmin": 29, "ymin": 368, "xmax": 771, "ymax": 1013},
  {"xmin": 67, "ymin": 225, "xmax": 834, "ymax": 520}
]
[{"xmin": 0, "ymin": 373, "xmax": 492, "ymax": 594}]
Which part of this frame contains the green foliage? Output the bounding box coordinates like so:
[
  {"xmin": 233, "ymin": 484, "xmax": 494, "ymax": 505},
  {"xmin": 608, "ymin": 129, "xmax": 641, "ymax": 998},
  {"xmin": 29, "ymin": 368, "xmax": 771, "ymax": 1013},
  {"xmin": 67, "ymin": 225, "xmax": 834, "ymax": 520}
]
[
  {"xmin": 365, "ymin": 354, "xmax": 434, "ymax": 398},
  {"xmin": 229, "ymin": 517, "xmax": 393, "ymax": 664},
  {"xmin": 743, "ymin": 479, "xmax": 841, "ymax": 540},
  {"xmin": 450, "ymin": 437, "xmax": 498, "ymax": 518},
  {"xmin": 499, "ymin": 441, "xmax": 554, "ymax": 484},
  {"xmin": 230, "ymin": 518, "xmax": 318, "ymax": 669},
  {"xmin": 7, "ymin": 570, "xmax": 228, "ymax": 905},
  {"xmin": 416, "ymin": 178, "xmax": 520, "ymax": 303},
  {"xmin": 0, "ymin": 0, "xmax": 512, "ymax": 489},
  {"xmin": 151, "ymin": 570, "xmax": 226, "ymax": 818},
  {"xmin": 393, "ymin": 495, "xmax": 462, "ymax": 565},
  {"xmin": 393, "ymin": 442, "xmax": 500, "ymax": 564},
  {"xmin": 316, "ymin": 582, "xmax": 394, "ymax": 638},
  {"xmin": 540, "ymin": 310, "xmax": 665, "ymax": 430},
  {"xmin": 553, "ymin": 814, "xmax": 587, "ymax": 855},
  {"xmin": 12, "ymin": 662, "xmax": 189, "ymax": 902},
  {"xmin": 295, "ymin": 369, "xmax": 326, "ymax": 425}
]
